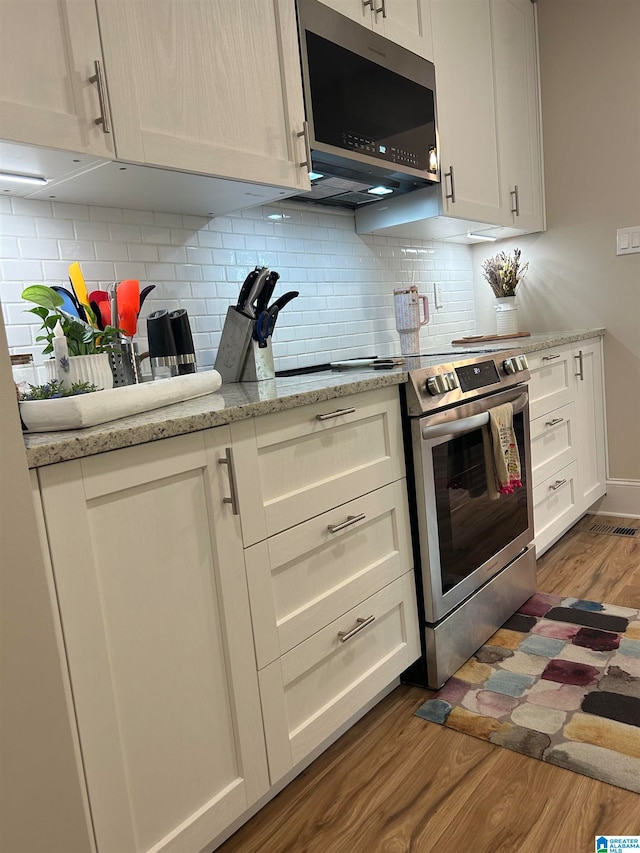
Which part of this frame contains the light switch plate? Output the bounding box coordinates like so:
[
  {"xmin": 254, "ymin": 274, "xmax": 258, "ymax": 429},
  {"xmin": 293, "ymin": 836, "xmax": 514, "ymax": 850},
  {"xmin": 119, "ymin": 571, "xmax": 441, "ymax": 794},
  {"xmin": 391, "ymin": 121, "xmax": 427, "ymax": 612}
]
[
  {"xmin": 434, "ymin": 282, "xmax": 444, "ymax": 308},
  {"xmin": 616, "ymin": 226, "xmax": 640, "ymax": 255}
]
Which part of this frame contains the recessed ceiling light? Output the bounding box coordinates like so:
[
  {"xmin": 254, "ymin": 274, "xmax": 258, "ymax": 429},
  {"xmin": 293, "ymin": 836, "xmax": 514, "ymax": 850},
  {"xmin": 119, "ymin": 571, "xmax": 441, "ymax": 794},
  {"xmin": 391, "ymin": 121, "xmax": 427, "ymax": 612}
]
[
  {"xmin": 0, "ymin": 171, "xmax": 48, "ymax": 186},
  {"xmin": 367, "ymin": 185, "xmax": 394, "ymax": 196}
]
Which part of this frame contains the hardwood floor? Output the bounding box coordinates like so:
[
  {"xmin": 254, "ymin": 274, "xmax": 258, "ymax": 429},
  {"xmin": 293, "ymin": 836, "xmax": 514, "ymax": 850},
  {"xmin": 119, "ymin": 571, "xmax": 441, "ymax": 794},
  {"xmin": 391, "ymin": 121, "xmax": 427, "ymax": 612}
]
[{"xmin": 219, "ymin": 516, "xmax": 640, "ymax": 853}]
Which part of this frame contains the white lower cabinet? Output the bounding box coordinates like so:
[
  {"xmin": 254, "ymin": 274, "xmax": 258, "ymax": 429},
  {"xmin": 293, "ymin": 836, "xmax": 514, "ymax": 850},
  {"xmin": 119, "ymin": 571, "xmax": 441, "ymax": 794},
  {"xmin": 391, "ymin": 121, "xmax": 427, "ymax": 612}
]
[
  {"xmin": 36, "ymin": 428, "xmax": 269, "ymax": 853},
  {"xmin": 259, "ymin": 572, "xmax": 419, "ymax": 783},
  {"xmin": 528, "ymin": 337, "xmax": 606, "ymax": 555},
  {"xmin": 232, "ymin": 386, "xmax": 420, "ymax": 785},
  {"xmin": 32, "ymin": 386, "xmax": 419, "ymax": 851}
]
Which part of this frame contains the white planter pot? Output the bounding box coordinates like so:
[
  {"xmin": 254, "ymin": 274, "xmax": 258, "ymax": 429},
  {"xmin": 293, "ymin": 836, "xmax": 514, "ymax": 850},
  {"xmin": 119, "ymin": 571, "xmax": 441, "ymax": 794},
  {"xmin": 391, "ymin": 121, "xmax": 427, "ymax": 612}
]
[
  {"xmin": 45, "ymin": 353, "xmax": 114, "ymax": 391},
  {"xmin": 495, "ymin": 296, "xmax": 519, "ymax": 336}
]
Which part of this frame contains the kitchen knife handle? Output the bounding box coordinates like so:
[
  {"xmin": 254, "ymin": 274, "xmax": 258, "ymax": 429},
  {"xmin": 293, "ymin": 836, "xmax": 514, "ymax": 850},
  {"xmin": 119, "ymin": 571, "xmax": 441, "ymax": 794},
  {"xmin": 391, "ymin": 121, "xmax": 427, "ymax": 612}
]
[
  {"xmin": 89, "ymin": 60, "xmax": 111, "ymax": 134},
  {"xmin": 338, "ymin": 615, "xmax": 375, "ymax": 643},
  {"xmin": 219, "ymin": 447, "xmax": 240, "ymax": 515},
  {"xmin": 327, "ymin": 513, "xmax": 366, "ymax": 534},
  {"xmin": 315, "ymin": 407, "xmax": 356, "ymax": 421},
  {"xmin": 297, "ymin": 121, "xmax": 312, "ymax": 170}
]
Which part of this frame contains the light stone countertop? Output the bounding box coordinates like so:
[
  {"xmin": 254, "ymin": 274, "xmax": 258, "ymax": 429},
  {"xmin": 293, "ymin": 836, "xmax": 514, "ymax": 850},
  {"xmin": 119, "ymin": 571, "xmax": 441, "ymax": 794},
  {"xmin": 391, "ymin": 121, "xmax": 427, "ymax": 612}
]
[{"xmin": 23, "ymin": 328, "xmax": 604, "ymax": 469}]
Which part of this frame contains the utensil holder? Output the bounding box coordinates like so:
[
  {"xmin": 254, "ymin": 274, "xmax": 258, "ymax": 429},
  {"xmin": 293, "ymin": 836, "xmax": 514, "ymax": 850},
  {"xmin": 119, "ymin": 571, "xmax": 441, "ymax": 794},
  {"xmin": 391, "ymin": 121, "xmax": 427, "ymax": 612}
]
[
  {"xmin": 241, "ymin": 339, "xmax": 275, "ymax": 382},
  {"xmin": 110, "ymin": 343, "xmax": 143, "ymax": 386},
  {"xmin": 214, "ymin": 306, "xmax": 255, "ymax": 383}
]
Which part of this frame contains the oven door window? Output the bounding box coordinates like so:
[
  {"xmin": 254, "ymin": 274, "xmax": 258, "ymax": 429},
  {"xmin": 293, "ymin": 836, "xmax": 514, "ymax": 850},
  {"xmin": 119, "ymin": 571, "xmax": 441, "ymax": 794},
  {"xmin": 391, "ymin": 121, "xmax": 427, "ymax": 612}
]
[{"xmin": 432, "ymin": 414, "xmax": 529, "ymax": 594}]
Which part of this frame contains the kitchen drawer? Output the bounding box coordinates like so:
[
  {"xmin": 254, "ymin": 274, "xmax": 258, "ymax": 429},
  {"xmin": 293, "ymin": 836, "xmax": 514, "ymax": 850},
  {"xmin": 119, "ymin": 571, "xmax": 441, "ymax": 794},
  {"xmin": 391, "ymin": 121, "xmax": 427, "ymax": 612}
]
[
  {"xmin": 258, "ymin": 571, "xmax": 420, "ymax": 783},
  {"xmin": 530, "ymin": 402, "xmax": 577, "ymax": 488},
  {"xmin": 533, "ymin": 460, "xmax": 580, "ymax": 556},
  {"xmin": 527, "ymin": 345, "xmax": 574, "ymax": 420},
  {"xmin": 230, "ymin": 387, "xmax": 405, "ymax": 545},
  {"xmin": 246, "ymin": 479, "xmax": 413, "ymax": 669}
]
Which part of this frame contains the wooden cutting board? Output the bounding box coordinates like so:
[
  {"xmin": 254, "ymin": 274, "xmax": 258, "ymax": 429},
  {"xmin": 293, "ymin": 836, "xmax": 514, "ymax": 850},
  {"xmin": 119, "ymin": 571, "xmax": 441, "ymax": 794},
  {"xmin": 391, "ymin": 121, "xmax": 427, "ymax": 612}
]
[{"xmin": 451, "ymin": 332, "xmax": 531, "ymax": 345}]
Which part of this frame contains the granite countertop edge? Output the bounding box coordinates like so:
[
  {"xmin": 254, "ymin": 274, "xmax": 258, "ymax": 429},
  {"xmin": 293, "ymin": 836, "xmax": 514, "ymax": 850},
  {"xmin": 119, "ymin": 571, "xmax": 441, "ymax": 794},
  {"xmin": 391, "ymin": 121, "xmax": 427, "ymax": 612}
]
[{"xmin": 23, "ymin": 328, "xmax": 605, "ymax": 469}]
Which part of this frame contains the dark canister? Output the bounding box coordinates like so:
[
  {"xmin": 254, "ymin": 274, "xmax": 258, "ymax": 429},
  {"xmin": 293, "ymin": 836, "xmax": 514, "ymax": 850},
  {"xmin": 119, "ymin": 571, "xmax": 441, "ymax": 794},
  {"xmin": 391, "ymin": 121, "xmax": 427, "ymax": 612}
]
[
  {"xmin": 147, "ymin": 309, "xmax": 178, "ymax": 379},
  {"xmin": 169, "ymin": 309, "xmax": 196, "ymax": 375}
]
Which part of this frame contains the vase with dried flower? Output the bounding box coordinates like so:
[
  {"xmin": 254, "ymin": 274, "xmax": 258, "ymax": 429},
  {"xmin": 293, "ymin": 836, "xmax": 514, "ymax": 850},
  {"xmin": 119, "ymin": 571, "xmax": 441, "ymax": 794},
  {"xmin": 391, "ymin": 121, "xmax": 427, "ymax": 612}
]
[{"xmin": 481, "ymin": 248, "xmax": 529, "ymax": 335}]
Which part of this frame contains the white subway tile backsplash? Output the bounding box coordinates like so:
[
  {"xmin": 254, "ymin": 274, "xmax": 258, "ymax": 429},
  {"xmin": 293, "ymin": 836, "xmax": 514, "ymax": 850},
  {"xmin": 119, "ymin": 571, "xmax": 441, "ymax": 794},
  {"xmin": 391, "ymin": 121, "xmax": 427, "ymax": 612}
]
[{"xmin": 2, "ymin": 199, "xmax": 476, "ymax": 367}]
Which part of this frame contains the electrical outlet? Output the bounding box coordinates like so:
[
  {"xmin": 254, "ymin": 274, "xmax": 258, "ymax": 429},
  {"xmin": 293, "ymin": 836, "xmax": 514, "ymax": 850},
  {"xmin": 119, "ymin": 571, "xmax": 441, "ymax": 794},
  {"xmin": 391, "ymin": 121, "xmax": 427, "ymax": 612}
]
[
  {"xmin": 616, "ymin": 226, "xmax": 640, "ymax": 255},
  {"xmin": 434, "ymin": 282, "xmax": 444, "ymax": 309}
]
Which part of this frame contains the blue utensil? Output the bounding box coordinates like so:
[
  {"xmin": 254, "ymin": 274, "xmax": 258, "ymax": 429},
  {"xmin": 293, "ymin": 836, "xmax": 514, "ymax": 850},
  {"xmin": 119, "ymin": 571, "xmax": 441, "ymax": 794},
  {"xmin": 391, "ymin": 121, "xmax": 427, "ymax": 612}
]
[{"xmin": 51, "ymin": 285, "xmax": 85, "ymax": 320}]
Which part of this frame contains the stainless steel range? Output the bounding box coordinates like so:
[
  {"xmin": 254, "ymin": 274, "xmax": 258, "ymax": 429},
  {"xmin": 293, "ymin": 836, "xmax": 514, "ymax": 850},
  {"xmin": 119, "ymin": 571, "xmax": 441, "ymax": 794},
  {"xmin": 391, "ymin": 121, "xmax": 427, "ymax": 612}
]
[{"xmin": 401, "ymin": 349, "xmax": 537, "ymax": 689}]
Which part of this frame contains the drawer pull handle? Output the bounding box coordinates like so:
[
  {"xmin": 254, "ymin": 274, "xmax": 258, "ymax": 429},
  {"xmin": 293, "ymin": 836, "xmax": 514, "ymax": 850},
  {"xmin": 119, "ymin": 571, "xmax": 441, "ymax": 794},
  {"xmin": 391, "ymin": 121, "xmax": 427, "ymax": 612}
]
[
  {"xmin": 316, "ymin": 407, "xmax": 356, "ymax": 421},
  {"xmin": 545, "ymin": 417, "xmax": 564, "ymax": 427},
  {"xmin": 542, "ymin": 354, "xmax": 561, "ymax": 361},
  {"xmin": 338, "ymin": 615, "xmax": 375, "ymax": 643},
  {"xmin": 549, "ymin": 478, "xmax": 567, "ymax": 491},
  {"xmin": 328, "ymin": 513, "xmax": 366, "ymax": 534},
  {"xmin": 575, "ymin": 350, "xmax": 584, "ymax": 381},
  {"xmin": 219, "ymin": 447, "xmax": 240, "ymax": 515}
]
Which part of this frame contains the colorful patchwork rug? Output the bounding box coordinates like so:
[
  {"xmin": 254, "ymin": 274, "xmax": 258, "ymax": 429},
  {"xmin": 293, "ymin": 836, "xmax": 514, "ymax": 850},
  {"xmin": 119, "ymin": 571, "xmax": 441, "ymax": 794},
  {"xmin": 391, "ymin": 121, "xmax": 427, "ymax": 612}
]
[{"xmin": 416, "ymin": 593, "xmax": 640, "ymax": 793}]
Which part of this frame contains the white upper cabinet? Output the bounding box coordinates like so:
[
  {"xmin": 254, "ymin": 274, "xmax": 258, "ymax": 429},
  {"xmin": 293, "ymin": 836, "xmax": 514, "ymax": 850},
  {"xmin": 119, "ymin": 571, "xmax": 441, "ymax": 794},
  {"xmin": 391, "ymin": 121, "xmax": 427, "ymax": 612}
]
[
  {"xmin": 0, "ymin": 0, "xmax": 310, "ymax": 208},
  {"xmin": 431, "ymin": 0, "xmax": 544, "ymax": 231},
  {"xmin": 431, "ymin": 0, "xmax": 504, "ymax": 225},
  {"xmin": 491, "ymin": 0, "xmax": 544, "ymax": 231},
  {"xmin": 0, "ymin": 0, "xmax": 114, "ymax": 157},
  {"xmin": 319, "ymin": 0, "xmax": 433, "ymax": 59},
  {"xmin": 95, "ymin": 0, "xmax": 309, "ymax": 191}
]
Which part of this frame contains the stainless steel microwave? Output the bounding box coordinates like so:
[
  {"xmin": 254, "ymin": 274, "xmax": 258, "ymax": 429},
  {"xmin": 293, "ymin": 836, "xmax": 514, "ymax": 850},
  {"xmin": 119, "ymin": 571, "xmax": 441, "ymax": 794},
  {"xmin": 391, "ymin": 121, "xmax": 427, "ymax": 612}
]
[{"xmin": 294, "ymin": 0, "xmax": 439, "ymax": 209}]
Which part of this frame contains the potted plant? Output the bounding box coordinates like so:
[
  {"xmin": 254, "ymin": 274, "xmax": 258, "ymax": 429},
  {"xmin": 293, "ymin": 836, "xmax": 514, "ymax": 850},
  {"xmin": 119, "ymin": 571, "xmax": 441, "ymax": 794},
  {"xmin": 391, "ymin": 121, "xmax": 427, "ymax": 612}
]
[
  {"xmin": 22, "ymin": 285, "xmax": 123, "ymax": 390},
  {"xmin": 481, "ymin": 248, "xmax": 529, "ymax": 335}
]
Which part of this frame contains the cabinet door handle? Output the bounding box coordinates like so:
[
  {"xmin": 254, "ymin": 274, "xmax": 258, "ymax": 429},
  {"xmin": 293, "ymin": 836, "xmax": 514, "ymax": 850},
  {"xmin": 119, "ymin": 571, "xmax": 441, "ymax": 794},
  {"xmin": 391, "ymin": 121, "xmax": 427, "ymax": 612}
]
[
  {"xmin": 327, "ymin": 513, "xmax": 366, "ymax": 534},
  {"xmin": 510, "ymin": 185, "xmax": 520, "ymax": 216},
  {"xmin": 545, "ymin": 417, "xmax": 564, "ymax": 427},
  {"xmin": 316, "ymin": 406, "xmax": 356, "ymax": 421},
  {"xmin": 219, "ymin": 447, "xmax": 240, "ymax": 515},
  {"xmin": 445, "ymin": 166, "xmax": 456, "ymax": 203},
  {"xmin": 542, "ymin": 354, "xmax": 561, "ymax": 361},
  {"xmin": 373, "ymin": 0, "xmax": 387, "ymax": 17},
  {"xmin": 575, "ymin": 350, "xmax": 584, "ymax": 381},
  {"xmin": 549, "ymin": 478, "xmax": 567, "ymax": 491},
  {"xmin": 89, "ymin": 60, "xmax": 111, "ymax": 134},
  {"xmin": 297, "ymin": 120, "xmax": 312, "ymax": 170},
  {"xmin": 338, "ymin": 615, "xmax": 375, "ymax": 643}
]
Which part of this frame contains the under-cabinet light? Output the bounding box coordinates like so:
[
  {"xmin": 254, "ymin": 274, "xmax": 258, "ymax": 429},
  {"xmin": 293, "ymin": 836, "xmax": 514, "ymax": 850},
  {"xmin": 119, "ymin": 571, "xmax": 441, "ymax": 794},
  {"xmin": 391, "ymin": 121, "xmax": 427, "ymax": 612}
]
[
  {"xmin": 309, "ymin": 171, "xmax": 324, "ymax": 181},
  {"xmin": 467, "ymin": 232, "xmax": 497, "ymax": 242},
  {"xmin": 0, "ymin": 171, "xmax": 48, "ymax": 186},
  {"xmin": 367, "ymin": 185, "xmax": 394, "ymax": 196}
]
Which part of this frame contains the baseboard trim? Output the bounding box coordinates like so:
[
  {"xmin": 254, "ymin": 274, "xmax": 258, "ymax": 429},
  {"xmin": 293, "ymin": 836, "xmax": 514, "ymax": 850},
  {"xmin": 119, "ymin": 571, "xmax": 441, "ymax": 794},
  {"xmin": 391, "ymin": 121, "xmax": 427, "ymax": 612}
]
[{"xmin": 591, "ymin": 479, "xmax": 640, "ymax": 519}]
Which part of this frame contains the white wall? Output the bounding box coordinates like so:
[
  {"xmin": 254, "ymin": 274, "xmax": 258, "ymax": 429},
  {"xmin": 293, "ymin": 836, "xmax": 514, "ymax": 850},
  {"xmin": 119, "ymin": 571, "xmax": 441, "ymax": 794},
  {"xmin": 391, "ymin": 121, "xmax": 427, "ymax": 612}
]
[
  {"xmin": 473, "ymin": 0, "xmax": 640, "ymax": 487},
  {"xmin": 1, "ymin": 196, "xmax": 475, "ymax": 376}
]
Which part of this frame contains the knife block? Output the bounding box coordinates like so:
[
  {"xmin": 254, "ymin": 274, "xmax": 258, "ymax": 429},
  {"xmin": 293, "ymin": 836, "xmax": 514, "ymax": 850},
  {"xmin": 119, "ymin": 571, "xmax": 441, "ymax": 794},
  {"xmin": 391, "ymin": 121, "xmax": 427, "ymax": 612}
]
[
  {"xmin": 214, "ymin": 306, "xmax": 255, "ymax": 383},
  {"xmin": 241, "ymin": 339, "xmax": 275, "ymax": 382}
]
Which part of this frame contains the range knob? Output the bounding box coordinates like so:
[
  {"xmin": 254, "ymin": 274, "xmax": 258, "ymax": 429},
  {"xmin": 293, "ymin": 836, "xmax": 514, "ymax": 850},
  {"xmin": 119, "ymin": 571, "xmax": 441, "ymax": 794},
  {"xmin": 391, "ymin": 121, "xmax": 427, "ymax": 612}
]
[
  {"xmin": 503, "ymin": 355, "xmax": 529, "ymax": 374},
  {"xmin": 425, "ymin": 371, "xmax": 459, "ymax": 395}
]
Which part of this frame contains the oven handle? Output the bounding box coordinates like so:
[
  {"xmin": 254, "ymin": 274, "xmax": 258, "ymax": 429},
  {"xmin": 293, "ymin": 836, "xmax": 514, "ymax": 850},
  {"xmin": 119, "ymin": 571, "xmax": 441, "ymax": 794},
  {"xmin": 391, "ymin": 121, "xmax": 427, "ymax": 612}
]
[{"xmin": 421, "ymin": 392, "xmax": 528, "ymax": 440}]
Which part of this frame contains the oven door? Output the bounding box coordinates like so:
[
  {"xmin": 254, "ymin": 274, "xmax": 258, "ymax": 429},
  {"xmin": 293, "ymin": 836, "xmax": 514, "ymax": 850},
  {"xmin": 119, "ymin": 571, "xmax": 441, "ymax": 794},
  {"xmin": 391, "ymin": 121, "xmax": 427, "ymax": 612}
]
[{"xmin": 411, "ymin": 385, "xmax": 534, "ymax": 623}]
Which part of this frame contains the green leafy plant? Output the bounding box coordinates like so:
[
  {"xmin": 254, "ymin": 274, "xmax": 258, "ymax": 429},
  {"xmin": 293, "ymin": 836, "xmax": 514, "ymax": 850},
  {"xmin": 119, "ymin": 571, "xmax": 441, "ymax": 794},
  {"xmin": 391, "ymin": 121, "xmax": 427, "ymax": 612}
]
[
  {"xmin": 21, "ymin": 285, "xmax": 123, "ymax": 356},
  {"xmin": 19, "ymin": 379, "xmax": 99, "ymax": 400},
  {"xmin": 481, "ymin": 248, "xmax": 529, "ymax": 298}
]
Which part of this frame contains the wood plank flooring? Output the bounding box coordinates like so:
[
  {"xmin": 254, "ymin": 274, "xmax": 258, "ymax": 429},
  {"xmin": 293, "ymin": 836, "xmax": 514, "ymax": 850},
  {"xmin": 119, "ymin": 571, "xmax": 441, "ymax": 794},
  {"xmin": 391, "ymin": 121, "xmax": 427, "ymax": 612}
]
[{"xmin": 219, "ymin": 516, "xmax": 640, "ymax": 853}]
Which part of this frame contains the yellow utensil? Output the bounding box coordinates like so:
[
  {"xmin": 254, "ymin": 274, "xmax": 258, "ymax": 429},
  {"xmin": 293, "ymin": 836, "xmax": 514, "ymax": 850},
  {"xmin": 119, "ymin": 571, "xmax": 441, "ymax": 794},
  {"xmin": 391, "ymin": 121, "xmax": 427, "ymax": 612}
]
[{"xmin": 68, "ymin": 262, "xmax": 97, "ymax": 327}]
